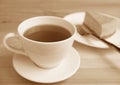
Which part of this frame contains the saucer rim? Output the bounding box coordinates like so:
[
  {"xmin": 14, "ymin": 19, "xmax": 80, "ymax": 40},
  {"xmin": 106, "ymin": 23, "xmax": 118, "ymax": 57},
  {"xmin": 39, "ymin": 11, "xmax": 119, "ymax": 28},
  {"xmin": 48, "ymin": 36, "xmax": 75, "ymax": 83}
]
[
  {"xmin": 64, "ymin": 12, "xmax": 119, "ymax": 48},
  {"xmin": 12, "ymin": 47, "xmax": 80, "ymax": 83}
]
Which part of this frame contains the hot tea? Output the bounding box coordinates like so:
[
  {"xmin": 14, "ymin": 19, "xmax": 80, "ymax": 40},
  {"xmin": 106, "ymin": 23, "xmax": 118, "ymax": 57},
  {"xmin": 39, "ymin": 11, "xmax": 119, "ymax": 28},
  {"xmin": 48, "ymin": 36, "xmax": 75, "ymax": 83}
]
[{"xmin": 24, "ymin": 24, "xmax": 71, "ymax": 42}]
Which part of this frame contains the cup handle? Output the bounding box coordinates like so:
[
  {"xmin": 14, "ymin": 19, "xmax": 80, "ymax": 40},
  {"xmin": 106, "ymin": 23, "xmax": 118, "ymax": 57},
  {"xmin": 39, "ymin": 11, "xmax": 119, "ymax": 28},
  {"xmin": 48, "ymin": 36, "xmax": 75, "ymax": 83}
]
[{"xmin": 3, "ymin": 33, "xmax": 27, "ymax": 55}]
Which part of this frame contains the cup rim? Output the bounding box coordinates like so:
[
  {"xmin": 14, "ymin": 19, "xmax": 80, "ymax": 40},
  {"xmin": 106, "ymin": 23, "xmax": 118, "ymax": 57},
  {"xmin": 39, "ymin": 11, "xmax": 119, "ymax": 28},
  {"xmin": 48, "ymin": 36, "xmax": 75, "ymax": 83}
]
[{"xmin": 18, "ymin": 16, "xmax": 77, "ymax": 44}]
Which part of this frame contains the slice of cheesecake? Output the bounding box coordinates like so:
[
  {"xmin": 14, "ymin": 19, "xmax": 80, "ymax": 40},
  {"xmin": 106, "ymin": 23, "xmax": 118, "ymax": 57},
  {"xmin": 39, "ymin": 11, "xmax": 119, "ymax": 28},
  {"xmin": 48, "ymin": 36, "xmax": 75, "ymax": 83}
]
[{"xmin": 84, "ymin": 11, "xmax": 117, "ymax": 38}]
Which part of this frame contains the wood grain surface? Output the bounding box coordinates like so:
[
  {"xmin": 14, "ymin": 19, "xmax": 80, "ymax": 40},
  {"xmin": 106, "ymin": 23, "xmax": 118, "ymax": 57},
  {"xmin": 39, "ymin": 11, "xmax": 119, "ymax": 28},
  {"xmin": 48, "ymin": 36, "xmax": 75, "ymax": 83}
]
[{"xmin": 0, "ymin": 0, "xmax": 120, "ymax": 85}]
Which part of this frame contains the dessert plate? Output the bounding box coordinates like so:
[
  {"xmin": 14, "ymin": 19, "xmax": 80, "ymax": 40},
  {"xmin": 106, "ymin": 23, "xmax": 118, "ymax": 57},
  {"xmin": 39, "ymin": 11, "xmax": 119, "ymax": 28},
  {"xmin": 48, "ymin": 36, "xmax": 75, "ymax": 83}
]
[
  {"xmin": 13, "ymin": 48, "xmax": 80, "ymax": 83},
  {"xmin": 64, "ymin": 12, "xmax": 120, "ymax": 48}
]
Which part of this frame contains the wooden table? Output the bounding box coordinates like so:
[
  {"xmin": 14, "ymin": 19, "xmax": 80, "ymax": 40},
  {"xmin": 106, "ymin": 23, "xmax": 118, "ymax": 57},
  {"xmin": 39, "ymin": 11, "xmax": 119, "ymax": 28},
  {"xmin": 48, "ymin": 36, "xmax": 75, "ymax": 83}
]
[{"xmin": 0, "ymin": 0, "xmax": 120, "ymax": 85}]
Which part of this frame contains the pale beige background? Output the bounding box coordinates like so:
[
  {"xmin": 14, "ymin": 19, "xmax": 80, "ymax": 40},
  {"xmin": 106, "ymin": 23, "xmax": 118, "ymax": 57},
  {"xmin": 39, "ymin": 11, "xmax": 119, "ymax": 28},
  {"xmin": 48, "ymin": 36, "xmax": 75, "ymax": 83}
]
[{"xmin": 0, "ymin": 0, "xmax": 120, "ymax": 85}]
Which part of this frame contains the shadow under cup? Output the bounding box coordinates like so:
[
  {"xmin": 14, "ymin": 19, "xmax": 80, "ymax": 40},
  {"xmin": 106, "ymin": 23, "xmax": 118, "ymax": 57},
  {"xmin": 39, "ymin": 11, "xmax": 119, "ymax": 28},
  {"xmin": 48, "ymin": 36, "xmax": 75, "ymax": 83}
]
[{"xmin": 18, "ymin": 16, "xmax": 77, "ymax": 68}]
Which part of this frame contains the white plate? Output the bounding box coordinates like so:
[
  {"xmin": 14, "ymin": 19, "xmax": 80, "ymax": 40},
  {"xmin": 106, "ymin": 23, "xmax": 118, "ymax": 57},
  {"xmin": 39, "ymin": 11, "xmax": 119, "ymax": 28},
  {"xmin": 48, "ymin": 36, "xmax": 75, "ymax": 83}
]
[
  {"xmin": 64, "ymin": 12, "xmax": 120, "ymax": 48},
  {"xmin": 13, "ymin": 48, "xmax": 80, "ymax": 83}
]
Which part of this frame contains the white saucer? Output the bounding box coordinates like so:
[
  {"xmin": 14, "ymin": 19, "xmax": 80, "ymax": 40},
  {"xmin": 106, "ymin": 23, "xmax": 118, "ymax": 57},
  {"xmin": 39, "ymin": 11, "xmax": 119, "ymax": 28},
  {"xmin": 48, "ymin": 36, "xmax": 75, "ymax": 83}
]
[
  {"xmin": 12, "ymin": 48, "xmax": 80, "ymax": 83},
  {"xmin": 64, "ymin": 12, "xmax": 120, "ymax": 48}
]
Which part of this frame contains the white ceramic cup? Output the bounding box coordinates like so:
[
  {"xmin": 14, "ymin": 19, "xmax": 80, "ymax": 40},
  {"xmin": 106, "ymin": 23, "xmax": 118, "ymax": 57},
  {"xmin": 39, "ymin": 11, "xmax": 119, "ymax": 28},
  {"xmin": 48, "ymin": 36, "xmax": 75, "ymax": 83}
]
[{"xmin": 3, "ymin": 16, "xmax": 77, "ymax": 68}]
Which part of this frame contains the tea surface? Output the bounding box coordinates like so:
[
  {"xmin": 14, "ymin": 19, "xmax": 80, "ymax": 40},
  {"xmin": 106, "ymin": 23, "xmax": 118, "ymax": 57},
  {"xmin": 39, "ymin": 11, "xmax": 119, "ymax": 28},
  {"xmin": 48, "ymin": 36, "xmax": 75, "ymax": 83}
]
[{"xmin": 24, "ymin": 25, "xmax": 71, "ymax": 42}]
